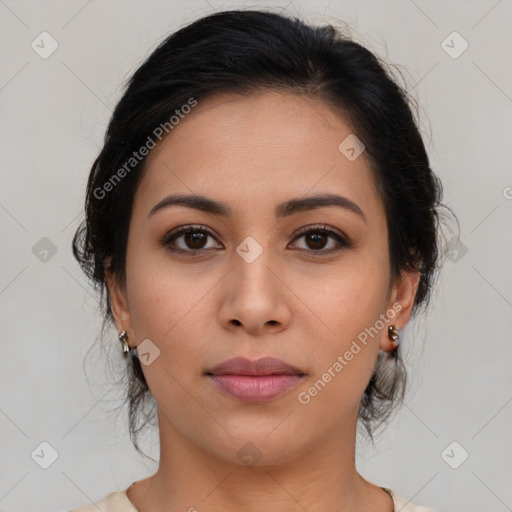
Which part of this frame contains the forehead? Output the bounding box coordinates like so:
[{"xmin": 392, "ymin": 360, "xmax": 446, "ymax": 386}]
[{"xmin": 135, "ymin": 90, "xmax": 385, "ymax": 227}]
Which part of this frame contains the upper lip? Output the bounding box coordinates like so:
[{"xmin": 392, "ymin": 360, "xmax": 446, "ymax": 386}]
[{"xmin": 206, "ymin": 357, "xmax": 305, "ymax": 376}]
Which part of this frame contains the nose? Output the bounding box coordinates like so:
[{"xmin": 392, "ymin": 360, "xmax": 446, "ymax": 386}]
[{"xmin": 218, "ymin": 249, "xmax": 291, "ymax": 336}]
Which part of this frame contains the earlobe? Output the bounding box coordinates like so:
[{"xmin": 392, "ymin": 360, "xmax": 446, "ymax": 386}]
[{"xmin": 380, "ymin": 269, "xmax": 421, "ymax": 352}]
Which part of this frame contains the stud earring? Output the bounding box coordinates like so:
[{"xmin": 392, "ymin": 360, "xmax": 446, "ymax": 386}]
[
  {"xmin": 118, "ymin": 330, "xmax": 130, "ymax": 355},
  {"xmin": 388, "ymin": 325, "xmax": 400, "ymax": 347}
]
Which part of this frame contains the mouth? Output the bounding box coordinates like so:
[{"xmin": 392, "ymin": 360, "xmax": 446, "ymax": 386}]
[{"xmin": 205, "ymin": 357, "xmax": 306, "ymax": 403}]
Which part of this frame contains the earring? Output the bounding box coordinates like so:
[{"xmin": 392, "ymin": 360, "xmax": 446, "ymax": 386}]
[
  {"xmin": 388, "ymin": 325, "xmax": 400, "ymax": 347},
  {"xmin": 118, "ymin": 330, "xmax": 130, "ymax": 355}
]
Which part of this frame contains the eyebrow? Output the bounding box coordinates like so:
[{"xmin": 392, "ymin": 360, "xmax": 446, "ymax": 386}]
[{"xmin": 148, "ymin": 193, "xmax": 366, "ymax": 223}]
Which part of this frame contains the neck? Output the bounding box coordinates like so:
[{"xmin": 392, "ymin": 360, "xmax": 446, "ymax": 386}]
[{"xmin": 126, "ymin": 408, "xmax": 392, "ymax": 512}]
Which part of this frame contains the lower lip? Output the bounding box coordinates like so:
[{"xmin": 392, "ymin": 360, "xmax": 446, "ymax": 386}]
[{"xmin": 208, "ymin": 374, "xmax": 304, "ymax": 402}]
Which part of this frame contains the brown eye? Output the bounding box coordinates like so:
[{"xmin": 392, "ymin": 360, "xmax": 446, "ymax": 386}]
[
  {"xmin": 304, "ymin": 231, "xmax": 329, "ymax": 250},
  {"xmin": 162, "ymin": 225, "xmax": 221, "ymax": 253},
  {"xmin": 290, "ymin": 225, "xmax": 351, "ymax": 255},
  {"xmin": 183, "ymin": 231, "xmax": 208, "ymax": 250}
]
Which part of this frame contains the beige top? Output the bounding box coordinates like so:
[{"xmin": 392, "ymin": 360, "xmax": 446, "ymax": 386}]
[{"xmin": 67, "ymin": 486, "xmax": 437, "ymax": 511}]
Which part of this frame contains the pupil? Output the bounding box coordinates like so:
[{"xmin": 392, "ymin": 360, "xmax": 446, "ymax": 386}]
[
  {"xmin": 186, "ymin": 232, "xmax": 206, "ymax": 249},
  {"xmin": 308, "ymin": 232, "xmax": 326, "ymax": 249}
]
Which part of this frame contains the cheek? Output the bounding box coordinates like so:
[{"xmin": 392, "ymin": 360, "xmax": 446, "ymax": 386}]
[
  {"xmin": 124, "ymin": 237, "xmax": 191, "ymax": 338},
  {"xmin": 124, "ymin": 247, "xmax": 216, "ymax": 365},
  {"xmin": 123, "ymin": 256, "xmax": 209, "ymax": 405},
  {"xmin": 308, "ymin": 256, "xmax": 390, "ymax": 342},
  {"xmin": 299, "ymin": 257, "xmax": 390, "ymax": 395},
  {"xmin": 295, "ymin": 290, "xmax": 386, "ymax": 425},
  {"xmin": 126, "ymin": 271, "xmax": 175, "ymax": 338}
]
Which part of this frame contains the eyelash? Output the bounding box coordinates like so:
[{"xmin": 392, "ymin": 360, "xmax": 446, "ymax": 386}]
[{"xmin": 160, "ymin": 224, "xmax": 352, "ymax": 256}]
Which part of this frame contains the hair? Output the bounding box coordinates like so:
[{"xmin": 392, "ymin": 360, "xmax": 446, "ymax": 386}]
[{"xmin": 72, "ymin": 8, "xmax": 456, "ymax": 457}]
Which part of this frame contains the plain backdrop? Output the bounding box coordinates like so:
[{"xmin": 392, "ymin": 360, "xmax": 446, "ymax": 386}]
[{"xmin": 1, "ymin": 1, "xmax": 511, "ymax": 511}]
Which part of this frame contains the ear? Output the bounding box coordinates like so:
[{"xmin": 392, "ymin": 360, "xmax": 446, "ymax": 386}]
[
  {"xmin": 105, "ymin": 266, "xmax": 134, "ymax": 348},
  {"xmin": 379, "ymin": 268, "xmax": 421, "ymax": 352}
]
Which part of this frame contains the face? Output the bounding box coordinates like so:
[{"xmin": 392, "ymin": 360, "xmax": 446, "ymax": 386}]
[{"xmin": 108, "ymin": 91, "xmax": 419, "ymax": 467}]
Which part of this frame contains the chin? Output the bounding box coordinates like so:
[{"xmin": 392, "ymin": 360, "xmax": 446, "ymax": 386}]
[{"xmin": 194, "ymin": 419, "xmax": 306, "ymax": 469}]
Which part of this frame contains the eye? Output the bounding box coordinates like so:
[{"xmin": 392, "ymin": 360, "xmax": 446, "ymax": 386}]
[
  {"xmin": 289, "ymin": 224, "xmax": 351, "ymax": 255},
  {"xmin": 161, "ymin": 223, "xmax": 351, "ymax": 256},
  {"xmin": 161, "ymin": 224, "xmax": 221, "ymax": 254}
]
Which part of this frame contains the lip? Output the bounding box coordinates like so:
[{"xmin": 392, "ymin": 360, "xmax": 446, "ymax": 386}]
[
  {"xmin": 206, "ymin": 357, "xmax": 306, "ymax": 403},
  {"xmin": 207, "ymin": 356, "xmax": 305, "ymax": 376}
]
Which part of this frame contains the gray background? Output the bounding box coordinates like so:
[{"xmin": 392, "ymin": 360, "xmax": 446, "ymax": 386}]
[{"xmin": 1, "ymin": 1, "xmax": 511, "ymax": 511}]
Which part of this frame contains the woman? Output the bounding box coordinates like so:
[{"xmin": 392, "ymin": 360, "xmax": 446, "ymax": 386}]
[{"xmin": 69, "ymin": 8, "xmax": 453, "ymax": 512}]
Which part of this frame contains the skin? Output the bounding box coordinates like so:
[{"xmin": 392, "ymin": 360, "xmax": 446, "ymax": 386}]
[{"xmin": 107, "ymin": 90, "xmax": 420, "ymax": 512}]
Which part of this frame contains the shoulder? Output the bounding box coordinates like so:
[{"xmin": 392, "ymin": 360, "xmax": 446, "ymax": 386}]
[
  {"xmin": 66, "ymin": 490, "xmax": 137, "ymax": 512},
  {"xmin": 66, "ymin": 486, "xmax": 437, "ymax": 512},
  {"xmin": 383, "ymin": 487, "xmax": 438, "ymax": 512}
]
